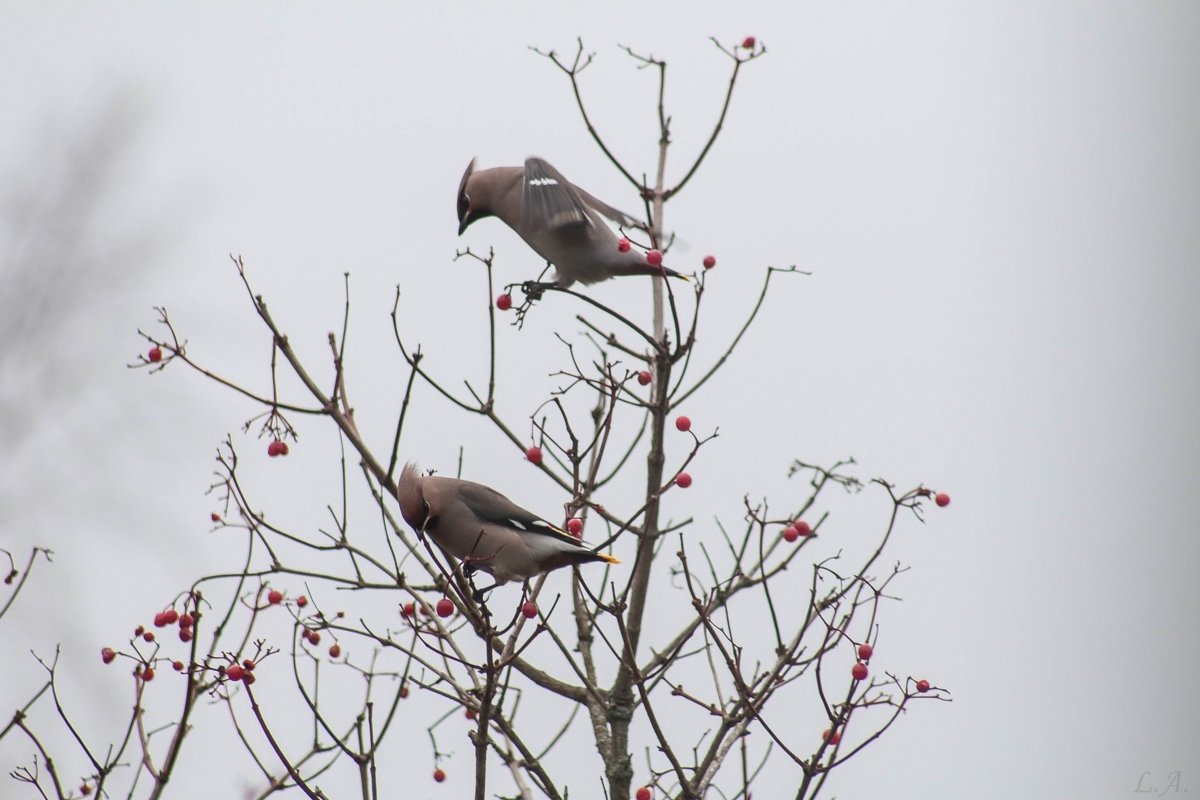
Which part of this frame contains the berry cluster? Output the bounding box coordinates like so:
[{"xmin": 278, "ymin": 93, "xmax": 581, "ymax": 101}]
[
  {"xmin": 223, "ymin": 658, "xmax": 257, "ymax": 685},
  {"xmin": 101, "ymin": 598, "xmax": 202, "ymax": 682},
  {"xmin": 400, "ymin": 597, "xmax": 458, "ymax": 625},
  {"xmin": 781, "ymin": 520, "xmax": 812, "ymax": 542}
]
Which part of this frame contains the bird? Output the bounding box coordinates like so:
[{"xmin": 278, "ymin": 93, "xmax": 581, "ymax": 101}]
[
  {"xmin": 397, "ymin": 462, "xmax": 620, "ymax": 587},
  {"xmin": 456, "ymin": 156, "xmax": 690, "ymax": 287}
]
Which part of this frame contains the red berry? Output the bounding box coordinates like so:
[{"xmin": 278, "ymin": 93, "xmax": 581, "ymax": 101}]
[
  {"xmin": 935, "ymin": 492, "xmax": 951, "ymax": 507},
  {"xmin": 101, "ymin": 647, "xmax": 116, "ymax": 664},
  {"xmin": 81, "ymin": 784, "xmax": 91, "ymax": 796},
  {"xmin": 296, "ymin": 595, "xmax": 308, "ymax": 608},
  {"xmin": 134, "ymin": 625, "xmax": 145, "ymax": 636},
  {"xmin": 782, "ymin": 526, "xmax": 799, "ymax": 543},
  {"xmin": 141, "ymin": 666, "xmax": 155, "ymax": 682},
  {"xmin": 521, "ymin": 601, "xmax": 538, "ymax": 619},
  {"xmin": 433, "ymin": 768, "xmax": 446, "ymax": 783},
  {"xmin": 226, "ymin": 664, "xmax": 245, "ymax": 682},
  {"xmin": 142, "ymin": 631, "xmax": 155, "ymax": 642},
  {"xmin": 496, "ymin": 293, "xmax": 513, "ymax": 311},
  {"xmin": 399, "ymin": 684, "xmax": 410, "ymax": 699},
  {"xmin": 242, "ymin": 659, "xmax": 255, "ymax": 671},
  {"xmin": 267, "ymin": 441, "xmax": 281, "ymax": 457},
  {"xmin": 153, "ymin": 612, "xmax": 168, "ymax": 628},
  {"xmin": 857, "ymin": 643, "xmax": 873, "ymax": 661},
  {"xmin": 178, "ymin": 628, "xmax": 193, "ymax": 643},
  {"xmin": 278, "ymin": 441, "xmax": 289, "ymax": 456},
  {"xmin": 243, "ymin": 672, "xmax": 256, "ymax": 685},
  {"xmin": 436, "ymin": 598, "xmax": 454, "ymax": 618},
  {"xmin": 525, "ymin": 445, "xmax": 543, "ymax": 465},
  {"xmin": 173, "ymin": 660, "xmax": 184, "ymax": 672},
  {"xmin": 702, "ymin": 254, "xmax": 716, "ymax": 269},
  {"xmin": 210, "ymin": 512, "xmax": 221, "ymax": 522},
  {"xmin": 916, "ymin": 679, "xmax": 930, "ymax": 693},
  {"xmin": 675, "ymin": 415, "xmax": 691, "ymax": 432},
  {"xmin": 147, "ymin": 346, "xmax": 163, "ymax": 363},
  {"xmin": 851, "ymin": 662, "xmax": 868, "ymax": 681},
  {"xmin": 465, "ymin": 708, "xmax": 477, "ymax": 720},
  {"xmin": 178, "ymin": 613, "xmax": 194, "ymax": 628},
  {"xmin": 646, "ymin": 249, "xmax": 663, "ymax": 267},
  {"xmin": 566, "ymin": 518, "xmax": 583, "ymax": 537},
  {"xmin": 675, "ymin": 472, "xmax": 693, "ymax": 489},
  {"xmin": 308, "ymin": 630, "xmax": 322, "ymax": 645},
  {"xmin": 162, "ymin": 609, "xmax": 179, "ymax": 625},
  {"xmin": 329, "ymin": 644, "xmax": 341, "ymax": 658},
  {"xmin": 618, "ymin": 238, "xmax": 631, "ymax": 253},
  {"xmin": 793, "ymin": 520, "xmax": 812, "ymax": 536},
  {"xmin": 741, "ymin": 36, "xmax": 756, "ymax": 49},
  {"xmin": 267, "ymin": 589, "xmax": 284, "ymax": 605},
  {"xmin": 823, "ymin": 728, "xmax": 842, "ymax": 745},
  {"xmin": 419, "ymin": 603, "xmax": 430, "ymax": 616},
  {"xmin": 637, "ymin": 370, "xmax": 652, "ymax": 386},
  {"xmin": 636, "ymin": 787, "xmax": 652, "ymax": 800},
  {"xmin": 401, "ymin": 602, "xmax": 415, "ymax": 617}
]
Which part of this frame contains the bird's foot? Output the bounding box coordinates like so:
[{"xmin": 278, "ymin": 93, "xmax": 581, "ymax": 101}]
[
  {"xmin": 513, "ymin": 281, "xmax": 552, "ymax": 329},
  {"xmin": 520, "ymin": 280, "xmax": 552, "ymax": 301},
  {"xmin": 470, "ymin": 581, "xmax": 499, "ymax": 616},
  {"xmin": 462, "ymin": 564, "xmax": 498, "ymax": 615}
]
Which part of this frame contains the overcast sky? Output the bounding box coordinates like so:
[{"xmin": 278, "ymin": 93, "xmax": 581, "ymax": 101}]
[{"xmin": 2, "ymin": 3, "xmax": 1198, "ymax": 799}]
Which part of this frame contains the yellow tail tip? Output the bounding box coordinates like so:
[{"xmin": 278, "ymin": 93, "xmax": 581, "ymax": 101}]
[{"xmin": 597, "ymin": 552, "xmax": 621, "ymax": 565}]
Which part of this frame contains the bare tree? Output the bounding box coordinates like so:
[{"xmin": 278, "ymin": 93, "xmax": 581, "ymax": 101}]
[
  {"xmin": 2, "ymin": 40, "xmax": 950, "ymax": 800},
  {"xmin": 0, "ymin": 91, "xmax": 153, "ymax": 452}
]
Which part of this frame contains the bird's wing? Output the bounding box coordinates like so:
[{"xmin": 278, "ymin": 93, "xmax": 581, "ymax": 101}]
[
  {"xmin": 572, "ymin": 185, "xmax": 647, "ymax": 231},
  {"xmin": 522, "ymin": 157, "xmax": 597, "ymax": 230},
  {"xmin": 524, "ymin": 157, "xmax": 646, "ymax": 232},
  {"xmin": 455, "ymin": 481, "xmax": 580, "ymax": 545}
]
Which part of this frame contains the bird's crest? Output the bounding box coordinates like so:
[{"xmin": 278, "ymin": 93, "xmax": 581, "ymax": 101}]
[{"xmin": 396, "ymin": 462, "xmax": 426, "ymax": 530}]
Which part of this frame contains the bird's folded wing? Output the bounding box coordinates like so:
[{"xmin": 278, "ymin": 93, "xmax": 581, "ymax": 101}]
[{"xmin": 456, "ymin": 481, "xmax": 577, "ymax": 543}]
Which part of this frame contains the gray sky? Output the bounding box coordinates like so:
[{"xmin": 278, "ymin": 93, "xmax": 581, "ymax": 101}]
[{"xmin": 2, "ymin": 3, "xmax": 1198, "ymax": 798}]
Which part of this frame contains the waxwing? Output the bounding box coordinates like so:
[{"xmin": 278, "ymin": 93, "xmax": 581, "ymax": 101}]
[
  {"xmin": 397, "ymin": 463, "xmax": 619, "ymax": 585},
  {"xmin": 457, "ymin": 156, "xmax": 689, "ymax": 287}
]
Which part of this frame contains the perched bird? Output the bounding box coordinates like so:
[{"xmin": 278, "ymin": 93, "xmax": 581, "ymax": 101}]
[
  {"xmin": 457, "ymin": 156, "xmax": 690, "ymax": 287},
  {"xmin": 397, "ymin": 462, "xmax": 619, "ymax": 586}
]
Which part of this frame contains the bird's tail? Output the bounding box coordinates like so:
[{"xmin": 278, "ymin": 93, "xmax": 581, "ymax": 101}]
[
  {"xmin": 612, "ymin": 260, "xmax": 692, "ymax": 282},
  {"xmin": 562, "ymin": 549, "xmax": 620, "ymax": 568}
]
